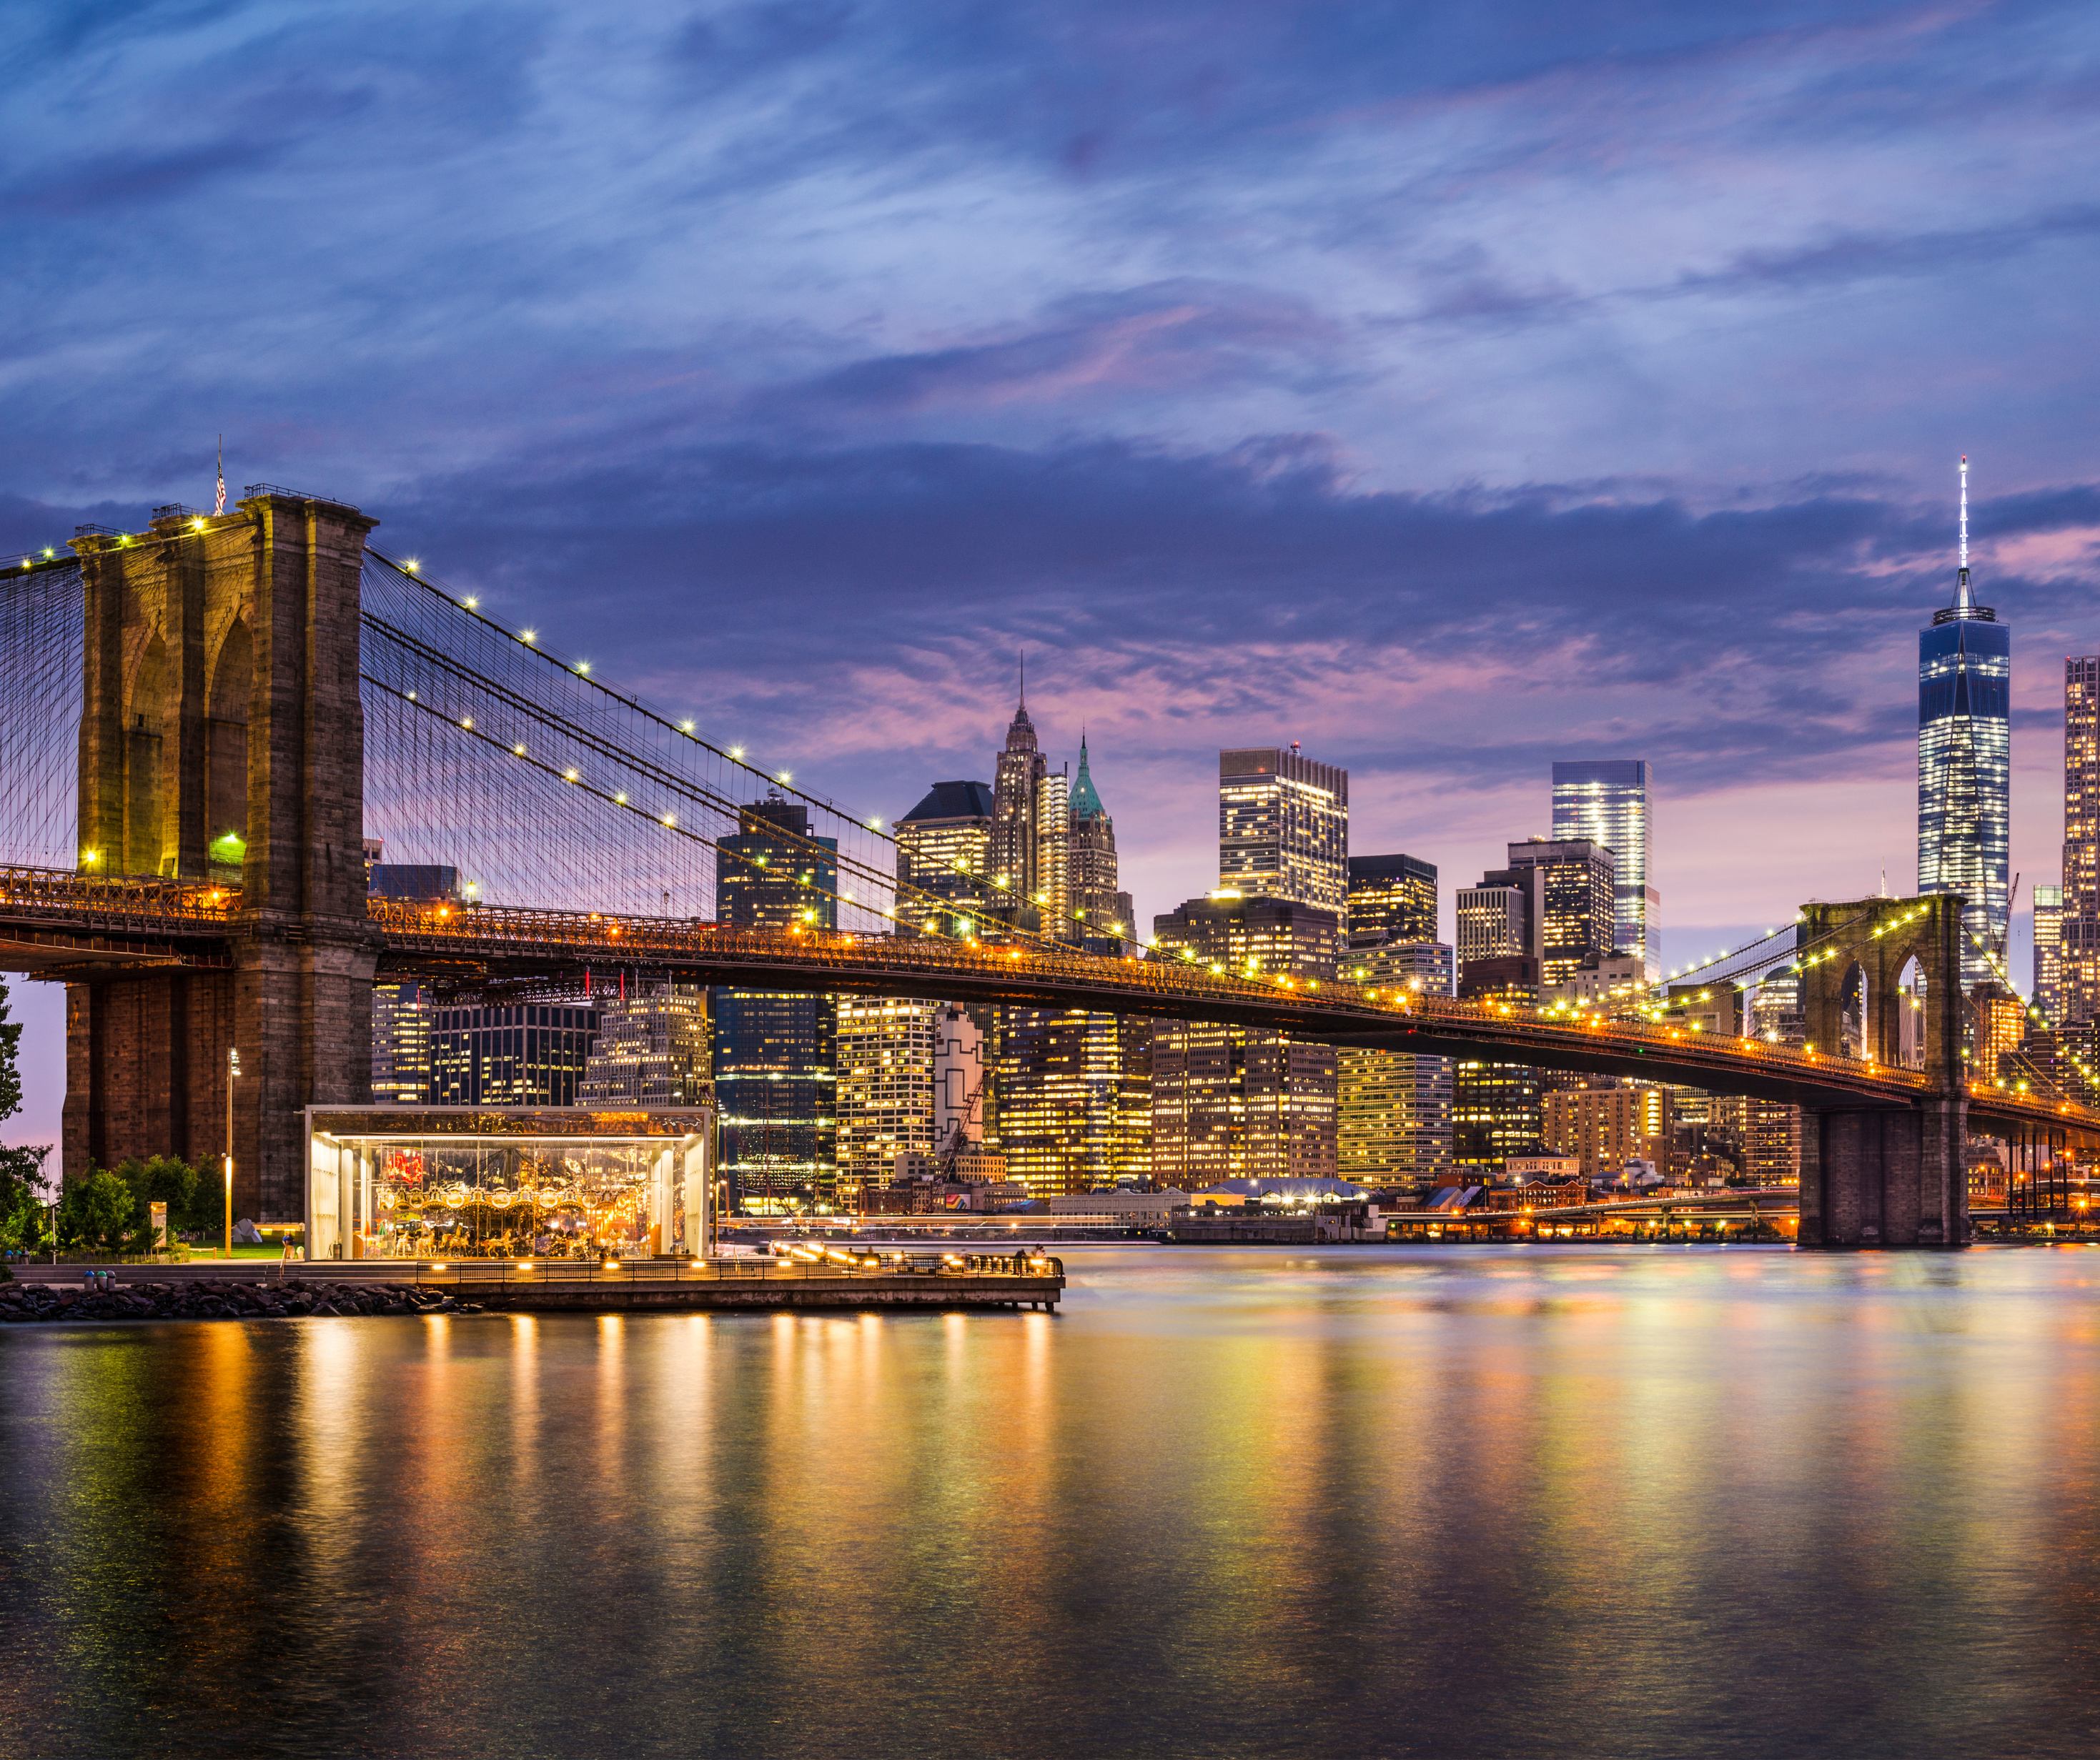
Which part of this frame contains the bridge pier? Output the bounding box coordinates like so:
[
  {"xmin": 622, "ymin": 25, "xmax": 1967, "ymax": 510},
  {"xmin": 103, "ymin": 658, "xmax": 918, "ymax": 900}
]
[
  {"xmin": 1798, "ymin": 1098, "xmax": 1968, "ymax": 1248},
  {"xmin": 64, "ymin": 493, "xmax": 379, "ymax": 1222},
  {"xmin": 1795, "ymin": 895, "xmax": 1970, "ymax": 1250}
]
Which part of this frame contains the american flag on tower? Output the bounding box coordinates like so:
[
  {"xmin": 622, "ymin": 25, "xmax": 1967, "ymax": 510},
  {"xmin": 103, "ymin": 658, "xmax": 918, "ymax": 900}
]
[{"xmin": 215, "ymin": 435, "xmax": 225, "ymax": 514}]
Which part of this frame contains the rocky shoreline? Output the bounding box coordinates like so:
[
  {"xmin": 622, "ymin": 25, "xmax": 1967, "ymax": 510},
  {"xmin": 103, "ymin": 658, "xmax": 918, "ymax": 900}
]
[{"xmin": 0, "ymin": 1278, "xmax": 483, "ymax": 1323}]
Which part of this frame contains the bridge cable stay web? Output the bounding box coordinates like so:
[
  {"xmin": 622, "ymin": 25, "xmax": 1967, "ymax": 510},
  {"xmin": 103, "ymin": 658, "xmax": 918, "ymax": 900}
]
[
  {"xmin": 357, "ymin": 553, "xmax": 1101, "ymax": 958},
  {"xmin": 1608, "ymin": 910, "xmax": 1872, "ymax": 1021},
  {"xmin": 1955, "ymin": 915, "xmax": 2096, "ymax": 1110},
  {"xmin": 0, "ymin": 557, "xmax": 84, "ymax": 871}
]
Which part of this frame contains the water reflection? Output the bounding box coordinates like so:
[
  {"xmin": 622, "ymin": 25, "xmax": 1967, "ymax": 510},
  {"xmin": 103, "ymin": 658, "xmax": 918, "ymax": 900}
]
[{"xmin": 4, "ymin": 1246, "xmax": 2100, "ymax": 1758}]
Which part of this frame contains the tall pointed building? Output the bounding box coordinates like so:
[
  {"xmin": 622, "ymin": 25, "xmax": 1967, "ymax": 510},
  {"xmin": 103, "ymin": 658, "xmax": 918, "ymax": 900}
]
[
  {"xmin": 989, "ymin": 665, "xmax": 1048, "ymax": 917},
  {"xmin": 1918, "ymin": 455, "xmax": 2011, "ymax": 995},
  {"xmin": 1069, "ymin": 734, "xmax": 1135, "ymax": 946}
]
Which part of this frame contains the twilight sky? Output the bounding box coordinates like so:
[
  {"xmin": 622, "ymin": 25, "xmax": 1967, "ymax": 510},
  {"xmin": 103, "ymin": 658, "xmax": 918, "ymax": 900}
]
[{"xmin": 5, "ymin": 1, "xmax": 2099, "ymax": 1138}]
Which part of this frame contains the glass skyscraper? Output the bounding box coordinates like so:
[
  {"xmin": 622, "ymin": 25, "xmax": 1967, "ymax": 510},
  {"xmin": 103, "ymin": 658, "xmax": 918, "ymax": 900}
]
[
  {"xmin": 1550, "ymin": 760, "xmax": 1658, "ymax": 980},
  {"xmin": 1218, "ymin": 745, "xmax": 1349, "ymax": 929},
  {"xmin": 715, "ymin": 797, "xmax": 838, "ymax": 1210},
  {"xmin": 1918, "ymin": 461, "xmax": 2009, "ymax": 995},
  {"xmin": 1346, "ymin": 854, "xmax": 1437, "ymax": 947},
  {"xmin": 2058, "ymin": 659, "xmax": 2100, "ymax": 1023}
]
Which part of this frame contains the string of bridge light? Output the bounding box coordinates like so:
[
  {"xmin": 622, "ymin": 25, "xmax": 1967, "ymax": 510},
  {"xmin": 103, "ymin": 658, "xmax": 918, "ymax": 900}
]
[
  {"xmin": 1956, "ymin": 915, "xmax": 2100, "ymax": 1107},
  {"xmin": 365, "ymin": 674, "xmax": 1152, "ymax": 964},
  {"xmin": 1544, "ymin": 908, "xmax": 1880, "ymax": 1031},
  {"xmin": 365, "ymin": 548, "xmax": 1129, "ymax": 945}
]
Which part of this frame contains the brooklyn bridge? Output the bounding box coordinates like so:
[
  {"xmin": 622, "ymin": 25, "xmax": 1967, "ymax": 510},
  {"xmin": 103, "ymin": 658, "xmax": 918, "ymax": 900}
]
[{"xmin": 0, "ymin": 488, "xmax": 2082, "ymax": 1248}]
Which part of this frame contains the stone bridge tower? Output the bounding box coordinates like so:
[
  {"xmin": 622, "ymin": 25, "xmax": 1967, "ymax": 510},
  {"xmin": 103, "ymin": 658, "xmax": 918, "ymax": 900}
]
[
  {"xmin": 64, "ymin": 492, "xmax": 379, "ymax": 1223},
  {"xmin": 1794, "ymin": 893, "xmax": 1968, "ymax": 1247}
]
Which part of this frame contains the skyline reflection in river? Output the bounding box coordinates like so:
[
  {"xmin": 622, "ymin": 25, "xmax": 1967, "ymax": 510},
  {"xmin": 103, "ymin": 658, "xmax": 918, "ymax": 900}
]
[{"xmin": 4, "ymin": 1245, "xmax": 2099, "ymax": 1759}]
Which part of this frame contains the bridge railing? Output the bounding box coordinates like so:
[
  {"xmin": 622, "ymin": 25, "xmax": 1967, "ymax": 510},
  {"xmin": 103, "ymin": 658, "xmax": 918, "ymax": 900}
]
[
  {"xmin": 0, "ymin": 863, "xmax": 242, "ymax": 928},
  {"xmin": 6, "ymin": 869, "xmax": 2078, "ymax": 1119},
  {"xmin": 366, "ymin": 897, "xmax": 1933, "ymax": 1092}
]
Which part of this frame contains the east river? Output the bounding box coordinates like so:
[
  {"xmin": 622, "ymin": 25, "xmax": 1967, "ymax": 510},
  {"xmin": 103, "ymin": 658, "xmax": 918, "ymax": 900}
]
[{"xmin": 5, "ymin": 1245, "xmax": 2100, "ymax": 1759}]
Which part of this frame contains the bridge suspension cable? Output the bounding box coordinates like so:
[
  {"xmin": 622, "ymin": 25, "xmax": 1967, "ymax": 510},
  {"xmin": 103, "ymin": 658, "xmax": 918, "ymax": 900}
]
[
  {"xmin": 0, "ymin": 556, "xmax": 83, "ymax": 871},
  {"xmin": 358, "ymin": 551, "xmax": 1104, "ymax": 958}
]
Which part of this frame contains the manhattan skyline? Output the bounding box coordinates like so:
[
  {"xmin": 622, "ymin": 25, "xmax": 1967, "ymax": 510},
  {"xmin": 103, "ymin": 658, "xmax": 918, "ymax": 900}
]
[{"xmin": 4, "ymin": 3, "xmax": 2098, "ymax": 1131}]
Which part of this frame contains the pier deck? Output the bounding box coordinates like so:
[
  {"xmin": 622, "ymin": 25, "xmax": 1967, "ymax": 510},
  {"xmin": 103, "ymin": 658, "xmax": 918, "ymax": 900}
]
[{"xmin": 11, "ymin": 1253, "xmax": 1065, "ymax": 1313}]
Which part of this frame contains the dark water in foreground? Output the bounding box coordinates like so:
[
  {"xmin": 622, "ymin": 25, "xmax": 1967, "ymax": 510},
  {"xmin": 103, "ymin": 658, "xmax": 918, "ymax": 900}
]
[{"xmin": 5, "ymin": 1246, "xmax": 2100, "ymax": 1759}]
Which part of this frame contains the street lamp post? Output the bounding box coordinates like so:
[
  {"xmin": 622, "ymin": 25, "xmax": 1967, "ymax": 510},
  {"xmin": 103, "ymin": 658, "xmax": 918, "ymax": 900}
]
[{"xmin": 225, "ymin": 1047, "xmax": 242, "ymax": 1258}]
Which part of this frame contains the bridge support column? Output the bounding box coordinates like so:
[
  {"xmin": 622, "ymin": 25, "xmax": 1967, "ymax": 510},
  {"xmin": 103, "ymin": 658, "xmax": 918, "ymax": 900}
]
[
  {"xmin": 65, "ymin": 492, "xmax": 380, "ymax": 1222},
  {"xmin": 1798, "ymin": 1098, "xmax": 1968, "ymax": 1248}
]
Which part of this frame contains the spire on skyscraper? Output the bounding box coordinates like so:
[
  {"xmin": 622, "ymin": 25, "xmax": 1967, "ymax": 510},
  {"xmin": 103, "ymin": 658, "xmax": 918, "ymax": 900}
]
[
  {"xmin": 1952, "ymin": 454, "xmax": 1975, "ymax": 615},
  {"xmin": 1071, "ymin": 730, "xmax": 1107, "ymax": 823},
  {"xmin": 1004, "ymin": 653, "xmax": 1037, "ymax": 752}
]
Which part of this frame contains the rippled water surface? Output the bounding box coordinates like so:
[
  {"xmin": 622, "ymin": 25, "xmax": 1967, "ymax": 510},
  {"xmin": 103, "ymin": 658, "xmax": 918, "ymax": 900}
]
[{"xmin": 6, "ymin": 1244, "xmax": 2100, "ymax": 1759}]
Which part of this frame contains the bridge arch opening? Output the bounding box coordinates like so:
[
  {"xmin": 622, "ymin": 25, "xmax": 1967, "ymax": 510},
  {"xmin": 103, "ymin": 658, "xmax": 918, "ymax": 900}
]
[
  {"xmin": 1840, "ymin": 961, "xmax": 1868, "ymax": 1060},
  {"xmin": 1896, "ymin": 955, "xmax": 1926, "ymax": 1069},
  {"xmin": 125, "ymin": 632, "xmax": 166, "ymax": 876},
  {"xmin": 206, "ymin": 616, "xmax": 252, "ymax": 872}
]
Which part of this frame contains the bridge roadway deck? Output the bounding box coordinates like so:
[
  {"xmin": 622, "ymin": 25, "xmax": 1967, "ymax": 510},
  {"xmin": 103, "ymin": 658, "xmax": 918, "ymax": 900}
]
[{"xmin": 1, "ymin": 865, "xmax": 2089, "ymax": 1138}]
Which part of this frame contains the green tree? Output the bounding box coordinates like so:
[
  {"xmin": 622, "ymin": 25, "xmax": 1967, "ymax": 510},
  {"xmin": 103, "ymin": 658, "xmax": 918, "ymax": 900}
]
[
  {"xmin": 117, "ymin": 1154, "xmax": 209, "ymax": 1237},
  {"xmin": 57, "ymin": 1169, "xmax": 138, "ymax": 1257},
  {"xmin": 0, "ymin": 975, "xmax": 21, "ymax": 1125},
  {"xmin": 0, "ymin": 978, "xmax": 54, "ymax": 1272},
  {"xmin": 0, "ymin": 1143, "xmax": 53, "ymax": 1266}
]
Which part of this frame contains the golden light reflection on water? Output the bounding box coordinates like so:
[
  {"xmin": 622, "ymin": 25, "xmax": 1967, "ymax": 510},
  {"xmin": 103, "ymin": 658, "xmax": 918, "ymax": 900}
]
[{"xmin": 6, "ymin": 1251, "xmax": 2100, "ymax": 1758}]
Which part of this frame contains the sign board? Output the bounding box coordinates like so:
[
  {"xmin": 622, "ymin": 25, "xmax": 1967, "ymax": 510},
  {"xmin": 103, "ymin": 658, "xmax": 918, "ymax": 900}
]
[{"xmin": 149, "ymin": 1202, "xmax": 168, "ymax": 1248}]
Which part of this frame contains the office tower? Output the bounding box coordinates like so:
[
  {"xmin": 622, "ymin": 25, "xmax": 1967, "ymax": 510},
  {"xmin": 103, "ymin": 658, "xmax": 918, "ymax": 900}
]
[
  {"xmin": 1743, "ymin": 964, "xmax": 1803, "ymax": 1184},
  {"xmin": 1543, "ymin": 1085, "xmax": 1674, "ymax": 1181},
  {"xmin": 714, "ymin": 798, "xmax": 838, "ymax": 1210},
  {"xmin": 2066, "ymin": 661, "xmax": 2099, "ymax": 909},
  {"xmin": 2061, "ymin": 657, "xmax": 2100, "ymax": 1023},
  {"xmin": 1068, "ymin": 735, "xmax": 1136, "ymax": 944},
  {"xmin": 578, "ymin": 985, "xmax": 710, "ymax": 1107},
  {"xmin": 1347, "ymin": 854, "xmax": 1437, "ymax": 947},
  {"xmin": 1743, "ymin": 1100, "xmax": 1802, "ymax": 1185},
  {"xmin": 1975, "ymin": 993, "xmax": 2026, "ymax": 1085},
  {"xmin": 1149, "ymin": 893, "xmax": 1340, "ymax": 1185},
  {"xmin": 2034, "ymin": 884, "xmax": 2064, "ymax": 1024},
  {"xmin": 368, "ymin": 862, "xmax": 462, "ymax": 903},
  {"xmin": 995, "ymin": 1009, "xmax": 1151, "ymax": 1199},
  {"xmin": 991, "ymin": 689, "xmax": 1049, "ymax": 907},
  {"xmin": 895, "ymin": 781, "xmax": 995, "ymax": 938},
  {"xmin": 935, "ymin": 1004, "xmax": 990, "ymax": 1149},
  {"xmin": 835, "ymin": 996, "xmax": 936, "ymax": 1205},
  {"xmin": 2011, "ymin": 1022, "xmax": 2100, "ymax": 1110},
  {"xmin": 1918, "ymin": 457, "xmax": 2010, "ymax": 995},
  {"xmin": 1542, "ymin": 952, "xmax": 1648, "ymax": 1014},
  {"xmin": 1218, "ymin": 745, "xmax": 1349, "ymax": 927},
  {"xmin": 1503, "ymin": 838, "xmax": 1617, "ymax": 986},
  {"xmin": 1035, "ymin": 767, "xmax": 1071, "ymax": 933},
  {"xmin": 370, "ymin": 981, "xmax": 431, "ymax": 1105},
  {"xmin": 1751, "ymin": 965, "xmax": 1805, "ymax": 1045},
  {"xmin": 1337, "ymin": 940, "xmax": 1454, "ymax": 1181},
  {"xmin": 1451, "ymin": 958, "xmax": 1543, "ymax": 1173},
  {"xmin": 428, "ymin": 1003, "xmax": 598, "ymax": 1105},
  {"xmin": 1552, "ymin": 760, "xmax": 1660, "ymax": 980},
  {"xmin": 1663, "ymin": 983, "xmax": 1743, "ymax": 1037},
  {"xmin": 1457, "ymin": 869, "xmax": 1529, "ymax": 968},
  {"xmin": 1151, "ymin": 893, "xmax": 1340, "ymax": 979}
]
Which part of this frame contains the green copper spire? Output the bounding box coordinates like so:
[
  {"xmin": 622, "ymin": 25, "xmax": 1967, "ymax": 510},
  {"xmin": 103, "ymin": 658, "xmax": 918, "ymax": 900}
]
[{"xmin": 1070, "ymin": 731, "xmax": 1106, "ymax": 822}]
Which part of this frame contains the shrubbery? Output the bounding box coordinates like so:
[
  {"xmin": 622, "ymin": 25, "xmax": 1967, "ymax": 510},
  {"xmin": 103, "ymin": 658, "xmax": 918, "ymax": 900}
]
[{"xmin": 53, "ymin": 1155, "xmax": 212, "ymax": 1257}]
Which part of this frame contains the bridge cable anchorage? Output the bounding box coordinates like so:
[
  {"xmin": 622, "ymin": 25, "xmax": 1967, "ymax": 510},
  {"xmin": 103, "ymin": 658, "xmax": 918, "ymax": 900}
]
[{"xmin": 360, "ymin": 547, "xmax": 1107, "ymax": 955}]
